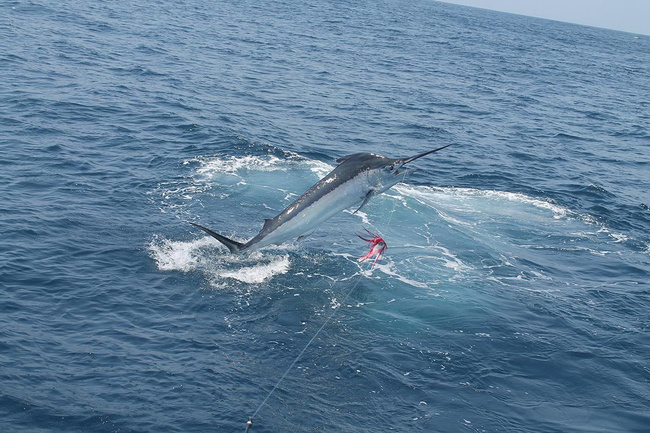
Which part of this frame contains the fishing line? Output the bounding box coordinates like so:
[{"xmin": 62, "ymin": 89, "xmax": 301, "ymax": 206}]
[
  {"xmin": 365, "ymin": 169, "xmax": 409, "ymax": 239},
  {"xmin": 384, "ymin": 170, "xmax": 409, "ymax": 230},
  {"xmin": 245, "ymin": 172, "xmax": 407, "ymax": 431},
  {"xmin": 245, "ymin": 266, "xmax": 368, "ymax": 431}
]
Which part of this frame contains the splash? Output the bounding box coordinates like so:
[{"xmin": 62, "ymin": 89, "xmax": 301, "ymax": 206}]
[
  {"xmin": 191, "ymin": 153, "xmax": 332, "ymax": 180},
  {"xmin": 148, "ymin": 235, "xmax": 215, "ymax": 272},
  {"xmin": 150, "ymin": 151, "xmax": 642, "ymax": 293},
  {"xmin": 148, "ymin": 235, "xmax": 290, "ymax": 285},
  {"xmin": 219, "ymin": 253, "xmax": 291, "ymax": 284}
]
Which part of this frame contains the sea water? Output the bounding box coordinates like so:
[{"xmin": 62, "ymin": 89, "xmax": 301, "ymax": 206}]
[{"xmin": 2, "ymin": 0, "xmax": 649, "ymax": 431}]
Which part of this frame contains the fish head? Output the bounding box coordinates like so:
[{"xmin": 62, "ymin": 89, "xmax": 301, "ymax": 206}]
[
  {"xmin": 371, "ymin": 158, "xmax": 410, "ymax": 193},
  {"xmin": 371, "ymin": 143, "xmax": 455, "ymax": 192},
  {"xmin": 361, "ymin": 155, "xmax": 406, "ymax": 193},
  {"xmin": 338, "ymin": 144, "xmax": 453, "ymax": 193}
]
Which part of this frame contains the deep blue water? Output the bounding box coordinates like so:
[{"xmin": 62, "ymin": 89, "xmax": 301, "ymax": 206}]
[{"xmin": 2, "ymin": 0, "xmax": 650, "ymax": 431}]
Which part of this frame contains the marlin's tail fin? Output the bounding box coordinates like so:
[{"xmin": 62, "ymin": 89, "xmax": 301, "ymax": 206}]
[{"xmin": 189, "ymin": 222, "xmax": 245, "ymax": 253}]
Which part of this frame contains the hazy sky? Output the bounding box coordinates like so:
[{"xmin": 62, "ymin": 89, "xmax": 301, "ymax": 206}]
[{"xmin": 439, "ymin": 0, "xmax": 649, "ymax": 35}]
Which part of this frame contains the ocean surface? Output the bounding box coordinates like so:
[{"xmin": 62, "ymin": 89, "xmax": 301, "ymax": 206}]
[{"xmin": 2, "ymin": 0, "xmax": 649, "ymax": 431}]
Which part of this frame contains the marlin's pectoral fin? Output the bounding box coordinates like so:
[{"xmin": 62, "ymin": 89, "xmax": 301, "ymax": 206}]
[{"xmin": 354, "ymin": 190, "xmax": 374, "ymax": 214}]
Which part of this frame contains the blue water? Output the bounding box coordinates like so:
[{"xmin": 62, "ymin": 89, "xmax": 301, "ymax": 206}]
[{"xmin": 2, "ymin": 0, "xmax": 650, "ymax": 431}]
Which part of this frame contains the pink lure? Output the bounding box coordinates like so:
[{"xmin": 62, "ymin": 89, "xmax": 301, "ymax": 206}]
[{"xmin": 357, "ymin": 228, "xmax": 387, "ymax": 267}]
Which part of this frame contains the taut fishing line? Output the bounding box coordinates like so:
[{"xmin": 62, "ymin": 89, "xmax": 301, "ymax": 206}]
[
  {"xmin": 243, "ymin": 170, "xmax": 409, "ymax": 431},
  {"xmin": 244, "ymin": 268, "xmax": 367, "ymax": 432}
]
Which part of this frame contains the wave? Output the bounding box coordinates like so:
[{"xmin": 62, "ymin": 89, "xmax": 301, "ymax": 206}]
[
  {"xmin": 395, "ymin": 184, "xmax": 571, "ymax": 220},
  {"xmin": 150, "ymin": 152, "xmax": 644, "ymax": 289}
]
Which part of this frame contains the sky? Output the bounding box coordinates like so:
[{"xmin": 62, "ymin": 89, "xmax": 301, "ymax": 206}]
[{"xmin": 439, "ymin": 0, "xmax": 650, "ymax": 36}]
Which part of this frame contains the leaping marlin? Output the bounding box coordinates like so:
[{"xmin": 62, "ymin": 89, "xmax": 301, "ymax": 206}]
[{"xmin": 190, "ymin": 144, "xmax": 453, "ymax": 253}]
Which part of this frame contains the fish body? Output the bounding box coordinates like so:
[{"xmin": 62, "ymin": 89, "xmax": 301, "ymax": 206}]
[{"xmin": 191, "ymin": 144, "xmax": 452, "ymax": 253}]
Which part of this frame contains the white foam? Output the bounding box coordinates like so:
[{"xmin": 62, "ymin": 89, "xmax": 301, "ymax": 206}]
[
  {"xmin": 373, "ymin": 261, "xmax": 430, "ymax": 289},
  {"xmin": 148, "ymin": 235, "xmax": 215, "ymax": 272},
  {"xmin": 345, "ymin": 208, "xmax": 371, "ymax": 225},
  {"xmin": 431, "ymin": 244, "xmax": 472, "ymax": 273},
  {"xmin": 148, "ymin": 235, "xmax": 291, "ymax": 285},
  {"xmin": 308, "ymin": 159, "xmax": 334, "ymax": 177},
  {"xmin": 395, "ymin": 185, "xmax": 570, "ymax": 219},
  {"xmin": 219, "ymin": 255, "xmax": 290, "ymax": 284},
  {"xmin": 609, "ymin": 233, "xmax": 629, "ymax": 243},
  {"xmin": 190, "ymin": 152, "xmax": 333, "ymax": 179},
  {"xmin": 195, "ymin": 155, "xmax": 289, "ymax": 177}
]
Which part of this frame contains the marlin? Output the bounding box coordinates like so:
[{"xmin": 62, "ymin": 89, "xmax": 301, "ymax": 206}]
[{"xmin": 190, "ymin": 144, "xmax": 453, "ymax": 253}]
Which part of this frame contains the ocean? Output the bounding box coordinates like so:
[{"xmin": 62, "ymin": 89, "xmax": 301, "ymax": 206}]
[{"xmin": 1, "ymin": 0, "xmax": 649, "ymax": 431}]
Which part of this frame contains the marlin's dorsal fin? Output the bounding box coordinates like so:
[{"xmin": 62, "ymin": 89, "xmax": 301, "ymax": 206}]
[
  {"xmin": 336, "ymin": 153, "xmax": 366, "ymax": 164},
  {"xmin": 263, "ymin": 218, "xmax": 273, "ymax": 230}
]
